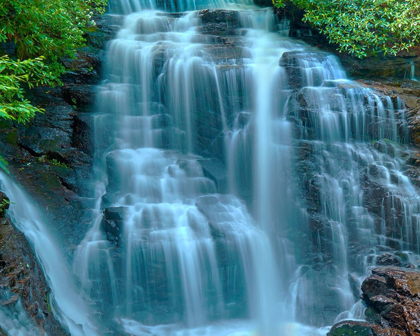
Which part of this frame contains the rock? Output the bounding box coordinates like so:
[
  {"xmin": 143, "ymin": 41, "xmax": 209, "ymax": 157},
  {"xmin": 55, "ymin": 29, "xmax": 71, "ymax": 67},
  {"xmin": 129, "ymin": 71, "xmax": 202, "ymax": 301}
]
[
  {"xmin": 72, "ymin": 114, "xmax": 94, "ymax": 156},
  {"xmin": 0, "ymin": 192, "xmax": 9, "ymax": 217},
  {"xmin": 102, "ymin": 207, "xmax": 126, "ymax": 244},
  {"xmin": 199, "ymin": 10, "xmax": 240, "ymax": 36},
  {"xmin": 0, "ymin": 199, "xmax": 67, "ymax": 335},
  {"xmin": 62, "ymin": 85, "xmax": 97, "ymax": 110},
  {"xmin": 328, "ymin": 321, "xmax": 375, "ymax": 336},
  {"xmin": 361, "ymin": 267, "xmax": 420, "ymax": 336},
  {"xmin": 253, "ymin": 0, "xmax": 273, "ymax": 6},
  {"xmin": 375, "ymin": 253, "xmax": 403, "ymax": 267},
  {"xmin": 327, "ymin": 320, "xmax": 407, "ymax": 336}
]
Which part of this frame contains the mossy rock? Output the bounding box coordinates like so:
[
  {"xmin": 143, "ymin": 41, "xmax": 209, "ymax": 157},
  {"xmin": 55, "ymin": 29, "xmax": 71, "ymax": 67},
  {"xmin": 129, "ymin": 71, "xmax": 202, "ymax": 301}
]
[
  {"xmin": 40, "ymin": 171, "xmax": 62, "ymax": 190},
  {"xmin": 328, "ymin": 321, "xmax": 374, "ymax": 336}
]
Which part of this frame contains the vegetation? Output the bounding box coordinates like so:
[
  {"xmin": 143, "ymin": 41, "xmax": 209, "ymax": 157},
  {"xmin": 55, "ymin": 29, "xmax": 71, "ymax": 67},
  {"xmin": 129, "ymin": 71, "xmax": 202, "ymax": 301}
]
[
  {"xmin": 0, "ymin": 198, "xmax": 11, "ymax": 215},
  {"xmin": 0, "ymin": 0, "xmax": 107, "ymax": 173},
  {"xmin": 273, "ymin": 0, "xmax": 420, "ymax": 58},
  {"xmin": 38, "ymin": 156, "xmax": 70, "ymax": 169},
  {"xmin": 0, "ymin": 0, "xmax": 107, "ymax": 121},
  {"xmin": 0, "ymin": 55, "xmax": 56, "ymax": 123}
]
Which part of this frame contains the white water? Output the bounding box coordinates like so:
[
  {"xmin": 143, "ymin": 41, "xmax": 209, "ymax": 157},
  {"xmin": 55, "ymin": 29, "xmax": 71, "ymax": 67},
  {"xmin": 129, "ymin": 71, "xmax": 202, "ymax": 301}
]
[
  {"xmin": 72, "ymin": 1, "xmax": 420, "ymax": 335},
  {"xmin": 0, "ymin": 299, "xmax": 41, "ymax": 336}
]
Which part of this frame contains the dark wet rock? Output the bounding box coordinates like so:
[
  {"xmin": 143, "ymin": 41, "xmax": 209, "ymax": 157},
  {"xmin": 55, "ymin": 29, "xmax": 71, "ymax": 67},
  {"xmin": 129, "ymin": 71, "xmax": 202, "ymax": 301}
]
[
  {"xmin": 72, "ymin": 114, "xmax": 95, "ymax": 156},
  {"xmin": 0, "ymin": 195, "xmax": 67, "ymax": 335},
  {"xmin": 61, "ymin": 49, "xmax": 103, "ymax": 85},
  {"xmin": 199, "ymin": 10, "xmax": 241, "ymax": 36},
  {"xmin": 375, "ymin": 253, "xmax": 403, "ymax": 267},
  {"xmin": 105, "ymin": 152, "xmax": 120, "ymax": 194},
  {"xmin": 62, "ymin": 85, "xmax": 97, "ymax": 110},
  {"xmin": 86, "ymin": 14, "xmax": 122, "ymax": 49},
  {"xmin": 253, "ymin": 0, "xmax": 273, "ymax": 6},
  {"xmin": 102, "ymin": 207, "xmax": 126, "ymax": 245}
]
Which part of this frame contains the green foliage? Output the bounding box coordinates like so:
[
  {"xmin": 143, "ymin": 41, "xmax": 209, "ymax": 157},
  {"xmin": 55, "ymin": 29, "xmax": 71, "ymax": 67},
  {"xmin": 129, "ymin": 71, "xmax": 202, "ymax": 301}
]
[
  {"xmin": 0, "ymin": 55, "xmax": 57, "ymax": 123},
  {"xmin": 50, "ymin": 159, "xmax": 69, "ymax": 169},
  {"xmin": 37, "ymin": 156, "xmax": 70, "ymax": 169},
  {"xmin": 273, "ymin": 0, "xmax": 420, "ymax": 58},
  {"xmin": 0, "ymin": 0, "xmax": 107, "ymax": 122},
  {"xmin": 0, "ymin": 198, "xmax": 11, "ymax": 214},
  {"xmin": 0, "ymin": 0, "xmax": 107, "ymax": 70}
]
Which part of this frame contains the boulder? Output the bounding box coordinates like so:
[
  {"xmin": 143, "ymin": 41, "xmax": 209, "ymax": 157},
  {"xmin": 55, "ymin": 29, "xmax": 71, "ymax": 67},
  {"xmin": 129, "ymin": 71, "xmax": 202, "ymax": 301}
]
[
  {"xmin": 362, "ymin": 267, "xmax": 420, "ymax": 336},
  {"xmin": 330, "ymin": 267, "xmax": 420, "ymax": 336},
  {"xmin": 328, "ymin": 321, "xmax": 375, "ymax": 336}
]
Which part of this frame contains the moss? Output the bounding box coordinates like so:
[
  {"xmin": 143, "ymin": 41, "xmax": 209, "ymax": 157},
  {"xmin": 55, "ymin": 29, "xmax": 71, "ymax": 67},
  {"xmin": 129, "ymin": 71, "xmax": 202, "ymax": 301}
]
[
  {"xmin": 84, "ymin": 26, "xmax": 98, "ymax": 33},
  {"xmin": 5, "ymin": 131, "xmax": 17, "ymax": 145},
  {"xmin": 39, "ymin": 139, "xmax": 59, "ymax": 152},
  {"xmin": 329, "ymin": 324, "xmax": 374, "ymax": 336},
  {"xmin": 41, "ymin": 171, "xmax": 62, "ymax": 190}
]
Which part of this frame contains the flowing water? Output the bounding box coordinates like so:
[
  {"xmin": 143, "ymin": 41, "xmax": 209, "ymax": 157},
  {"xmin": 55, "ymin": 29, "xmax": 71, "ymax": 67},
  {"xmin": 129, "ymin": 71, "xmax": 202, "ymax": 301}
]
[
  {"xmin": 73, "ymin": 0, "xmax": 420, "ymax": 334},
  {"xmin": 0, "ymin": 172, "xmax": 98, "ymax": 336},
  {"xmin": 2, "ymin": 1, "xmax": 420, "ymax": 336}
]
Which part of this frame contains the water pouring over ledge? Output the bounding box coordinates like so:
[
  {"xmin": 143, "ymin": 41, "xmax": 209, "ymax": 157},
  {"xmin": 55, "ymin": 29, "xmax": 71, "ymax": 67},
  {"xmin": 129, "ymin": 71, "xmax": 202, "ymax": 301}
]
[
  {"xmin": 71, "ymin": 0, "xmax": 420, "ymax": 334},
  {"xmin": 3, "ymin": 0, "xmax": 419, "ymax": 335}
]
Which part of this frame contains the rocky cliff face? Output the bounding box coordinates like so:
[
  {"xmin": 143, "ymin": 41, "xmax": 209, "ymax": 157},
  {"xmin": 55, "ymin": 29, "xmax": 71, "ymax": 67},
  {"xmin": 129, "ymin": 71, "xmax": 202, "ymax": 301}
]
[{"xmin": 0, "ymin": 14, "xmax": 119, "ymax": 247}]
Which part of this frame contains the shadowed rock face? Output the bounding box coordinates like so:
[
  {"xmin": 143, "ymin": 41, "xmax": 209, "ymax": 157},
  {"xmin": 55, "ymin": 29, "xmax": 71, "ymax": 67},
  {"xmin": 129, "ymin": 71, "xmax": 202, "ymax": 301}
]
[{"xmin": 329, "ymin": 267, "xmax": 420, "ymax": 336}]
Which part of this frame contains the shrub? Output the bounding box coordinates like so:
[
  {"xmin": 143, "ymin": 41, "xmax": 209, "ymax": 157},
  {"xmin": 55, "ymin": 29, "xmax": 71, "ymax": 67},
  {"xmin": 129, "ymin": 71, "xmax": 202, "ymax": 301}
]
[{"xmin": 273, "ymin": 0, "xmax": 420, "ymax": 58}]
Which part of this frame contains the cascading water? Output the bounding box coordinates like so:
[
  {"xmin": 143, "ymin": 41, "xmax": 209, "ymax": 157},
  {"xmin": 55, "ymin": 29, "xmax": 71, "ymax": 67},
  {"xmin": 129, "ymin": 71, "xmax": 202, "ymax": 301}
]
[
  {"xmin": 73, "ymin": 6, "xmax": 295, "ymax": 334},
  {"xmin": 4, "ymin": 0, "xmax": 417, "ymax": 335},
  {"xmin": 71, "ymin": 0, "xmax": 420, "ymax": 334}
]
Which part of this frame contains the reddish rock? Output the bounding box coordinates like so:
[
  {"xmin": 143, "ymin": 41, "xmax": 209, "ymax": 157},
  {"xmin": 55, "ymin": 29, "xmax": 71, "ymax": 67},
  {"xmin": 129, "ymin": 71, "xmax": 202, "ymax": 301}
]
[
  {"xmin": 362, "ymin": 268, "xmax": 420, "ymax": 336},
  {"xmin": 330, "ymin": 267, "xmax": 420, "ymax": 336}
]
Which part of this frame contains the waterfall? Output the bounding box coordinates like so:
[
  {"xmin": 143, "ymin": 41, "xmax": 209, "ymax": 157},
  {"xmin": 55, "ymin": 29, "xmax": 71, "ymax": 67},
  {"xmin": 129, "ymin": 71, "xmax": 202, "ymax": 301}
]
[
  {"xmin": 71, "ymin": 1, "xmax": 420, "ymax": 334},
  {"xmin": 4, "ymin": 0, "xmax": 420, "ymax": 335}
]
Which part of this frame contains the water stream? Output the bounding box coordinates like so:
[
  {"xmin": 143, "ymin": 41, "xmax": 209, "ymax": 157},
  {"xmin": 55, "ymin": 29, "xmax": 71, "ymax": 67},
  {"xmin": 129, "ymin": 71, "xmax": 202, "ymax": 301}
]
[
  {"xmin": 0, "ymin": 172, "xmax": 98, "ymax": 336},
  {"xmin": 2, "ymin": 0, "xmax": 420, "ymax": 335}
]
